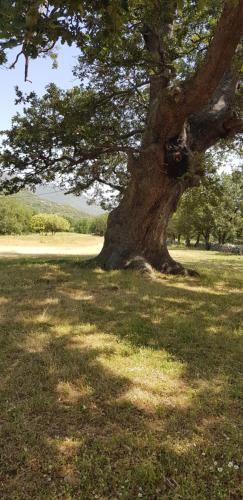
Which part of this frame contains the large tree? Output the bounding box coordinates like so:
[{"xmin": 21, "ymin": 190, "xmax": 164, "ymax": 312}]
[{"xmin": 0, "ymin": 0, "xmax": 242, "ymax": 274}]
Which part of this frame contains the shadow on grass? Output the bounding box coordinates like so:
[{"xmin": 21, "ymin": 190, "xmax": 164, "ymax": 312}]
[{"xmin": 0, "ymin": 255, "xmax": 242, "ymax": 499}]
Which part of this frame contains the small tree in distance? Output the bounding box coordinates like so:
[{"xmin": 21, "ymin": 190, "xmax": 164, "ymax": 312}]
[
  {"xmin": 90, "ymin": 215, "xmax": 108, "ymax": 236},
  {"xmin": 74, "ymin": 218, "xmax": 91, "ymax": 235},
  {"xmin": 74, "ymin": 215, "xmax": 108, "ymax": 236},
  {"xmin": 30, "ymin": 214, "xmax": 70, "ymax": 235}
]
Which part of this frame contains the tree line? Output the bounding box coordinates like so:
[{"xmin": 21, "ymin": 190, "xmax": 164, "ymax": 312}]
[
  {"xmin": 0, "ymin": 198, "xmax": 108, "ymax": 236},
  {"xmin": 0, "ymin": 171, "xmax": 242, "ymax": 247},
  {"xmin": 168, "ymin": 172, "xmax": 243, "ymax": 248}
]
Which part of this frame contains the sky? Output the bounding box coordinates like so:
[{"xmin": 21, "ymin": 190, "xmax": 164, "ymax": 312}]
[{"xmin": 0, "ymin": 44, "xmax": 80, "ymax": 130}]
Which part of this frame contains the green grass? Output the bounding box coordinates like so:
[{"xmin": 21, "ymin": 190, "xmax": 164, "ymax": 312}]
[{"xmin": 0, "ymin": 249, "xmax": 242, "ymax": 499}]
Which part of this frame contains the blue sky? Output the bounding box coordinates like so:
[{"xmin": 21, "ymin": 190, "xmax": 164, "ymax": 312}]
[{"xmin": 0, "ymin": 45, "xmax": 80, "ymax": 130}]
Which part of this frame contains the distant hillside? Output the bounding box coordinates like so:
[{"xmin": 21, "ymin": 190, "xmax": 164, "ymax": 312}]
[
  {"xmin": 36, "ymin": 185, "xmax": 104, "ymax": 216},
  {"xmin": 9, "ymin": 190, "xmax": 91, "ymax": 221}
]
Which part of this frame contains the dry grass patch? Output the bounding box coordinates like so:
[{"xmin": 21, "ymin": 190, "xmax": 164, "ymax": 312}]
[
  {"xmin": 0, "ymin": 232, "xmax": 103, "ymax": 247},
  {"xmin": 0, "ymin": 250, "xmax": 242, "ymax": 499}
]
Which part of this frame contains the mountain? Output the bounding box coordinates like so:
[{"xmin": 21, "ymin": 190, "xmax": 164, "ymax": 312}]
[
  {"xmin": 36, "ymin": 185, "xmax": 104, "ymax": 216},
  {"xmin": 10, "ymin": 190, "xmax": 92, "ymax": 221}
]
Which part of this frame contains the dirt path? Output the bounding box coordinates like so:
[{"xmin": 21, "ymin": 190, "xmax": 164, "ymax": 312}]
[{"xmin": 0, "ymin": 243, "xmax": 103, "ymax": 256}]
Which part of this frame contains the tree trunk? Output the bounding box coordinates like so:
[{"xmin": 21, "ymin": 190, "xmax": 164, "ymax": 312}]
[
  {"xmin": 93, "ymin": 146, "xmax": 195, "ymax": 275},
  {"xmin": 185, "ymin": 237, "xmax": 191, "ymax": 248},
  {"xmin": 204, "ymin": 232, "xmax": 211, "ymax": 250},
  {"xmin": 194, "ymin": 233, "xmax": 200, "ymax": 247},
  {"xmin": 222, "ymin": 232, "xmax": 227, "ymax": 244}
]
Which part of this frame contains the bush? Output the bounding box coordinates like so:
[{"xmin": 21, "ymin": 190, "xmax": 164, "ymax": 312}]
[
  {"xmin": 30, "ymin": 213, "xmax": 70, "ymax": 234},
  {"xmin": 0, "ymin": 197, "xmax": 33, "ymax": 234}
]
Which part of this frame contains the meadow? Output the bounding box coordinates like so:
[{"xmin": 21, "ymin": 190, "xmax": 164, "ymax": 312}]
[
  {"xmin": 0, "ymin": 233, "xmax": 103, "ymax": 255},
  {"xmin": 0, "ymin": 238, "xmax": 242, "ymax": 499}
]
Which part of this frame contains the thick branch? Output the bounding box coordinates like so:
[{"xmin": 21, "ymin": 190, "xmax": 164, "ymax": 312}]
[
  {"xmin": 183, "ymin": 0, "xmax": 243, "ymax": 114},
  {"xmin": 190, "ymin": 112, "xmax": 242, "ymax": 151},
  {"xmin": 144, "ymin": 0, "xmax": 243, "ymax": 145},
  {"xmin": 143, "ymin": 2, "xmax": 177, "ymax": 101},
  {"xmin": 189, "ymin": 71, "xmax": 242, "ymax": 151}
]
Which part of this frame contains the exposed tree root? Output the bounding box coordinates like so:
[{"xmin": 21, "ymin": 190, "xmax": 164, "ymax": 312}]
[
  {"xmin": 160, "ymin": 260, "xmax": 199, "ymax": 277},
  {"xmin": 79, "ymin": 253, "xmax": 199, "ymax": 277}
]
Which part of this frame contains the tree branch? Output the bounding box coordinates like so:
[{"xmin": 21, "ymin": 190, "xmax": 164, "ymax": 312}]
[
  {"xmin": 144, "ymin": 0, "xmax": 243, "ymax": 145},
  {"xmin": 190, "ymin": 112, "xmax": 242, "ymax": 151},
  {"xmin": 189, "ymin": 70, "xmax": 242, "ymax": 150},
  {"xmin": 95, "ymin": 176, "xmax": 124, "ymax": 192},
  {"xmin": 183, "ymin": 0, "xmax": 243, "ymax": 114},
  {"xmin": 143, "ymin": 2, "xmax": 178, "ymax": 101},
  {"xmin": 9, "ymin": 49, "xmax": 24, "ymax": 69}
]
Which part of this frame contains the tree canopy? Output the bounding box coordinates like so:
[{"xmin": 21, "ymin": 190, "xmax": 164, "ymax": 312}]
[
  {"xmin": 0, "ymin": 1, "xmax": 242, "ymax": 199},
  {"xmin": 0, "ymin": 197, "xmax": 33, "ymax": 234},
  {"xmin": 30, "ymin": 213, "xmax": 70, "ymax": 234}
]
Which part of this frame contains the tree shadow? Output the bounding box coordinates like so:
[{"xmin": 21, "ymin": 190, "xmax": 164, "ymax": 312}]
[{"xmin": 0, "ymin": 256, "xmax": 242, "ymax": 498}]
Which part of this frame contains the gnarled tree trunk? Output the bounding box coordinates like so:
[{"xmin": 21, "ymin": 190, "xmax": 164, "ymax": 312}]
[{"xmin": 96, "ymin": 145, "xmax": 189, "ymax": 274}]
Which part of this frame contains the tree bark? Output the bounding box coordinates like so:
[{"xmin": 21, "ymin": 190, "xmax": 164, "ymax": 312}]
[
  {"xmin": 194, "ymin": 234, "xmax": 201, "ymax": 247},
  {"xmin": 222, "ymin": 232, "xmax": 227, "ymax": 245},
  {"xmin": 204, "ymin": 232, "xmax": 211, "ymax": 250},
  {"xmin": 94, "ymin": 145, "xmax": 194, "ymax": 275}
]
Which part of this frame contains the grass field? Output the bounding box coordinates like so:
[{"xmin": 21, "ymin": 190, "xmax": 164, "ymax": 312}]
[{"xmin": 0, "ymin": 244, "xmax": 242, "ymax": 499}]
